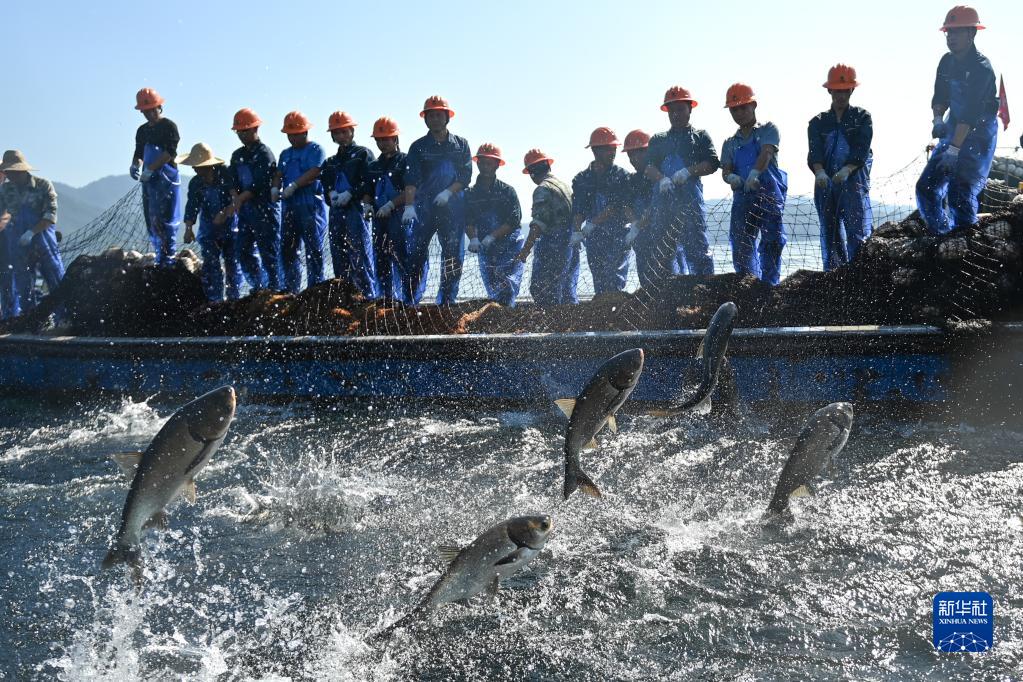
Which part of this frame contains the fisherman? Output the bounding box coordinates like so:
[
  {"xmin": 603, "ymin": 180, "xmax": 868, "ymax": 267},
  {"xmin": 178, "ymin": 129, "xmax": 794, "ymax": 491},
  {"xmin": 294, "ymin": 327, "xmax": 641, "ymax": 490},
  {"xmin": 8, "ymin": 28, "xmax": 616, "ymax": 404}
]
[
  {"xmin": 571, "ymin": 127, "xmax": 632, "ymax": 294},
  {"xmin": 274, "ymin": 111, "xmax": 328, "ymax": 293},
  {"xmin": 808, "ymin": 64, "xmax": 874, "ymax": 270},
  {"xmin": 179, "ymin": 143, "xmax": 242, "ymax": 302},
  {"xmin": 130, "ymin": 88, "xmax": 182, "ymax": 268},
  {"xmin": 642, "ymin": 87, "xmax": 720, "ymax": 285},
  {"xmin": 916, "ymin": 5, "xmax": 999, "ymax": 235},
  {"xmin": 403, "ymin": 96, "xmax": 472, "ymax": 305},
  {"xmin": 720, "ymin": 84, "xmax": 788, "ymax": 285},
  {"xmin": 514, "ymin": 149, "xmax": 579, "ymax": 306},
  {"xmin": 367, "ymin": 117, "xmax": 422, "ymax": 304},
  {"xmin": 229, "ymin": 108, "xmax": 283, "ymax": 291},
  {"xmin": 465, "ymin": 144, "xmax": 524, "ymax": 306},
  {"xmin": 0, "ymin": 150, "xmax": 64, "ymax": 318},
  {"xmin": 320, "ymin": 111, "xmax": 379, "ymax": 298}
]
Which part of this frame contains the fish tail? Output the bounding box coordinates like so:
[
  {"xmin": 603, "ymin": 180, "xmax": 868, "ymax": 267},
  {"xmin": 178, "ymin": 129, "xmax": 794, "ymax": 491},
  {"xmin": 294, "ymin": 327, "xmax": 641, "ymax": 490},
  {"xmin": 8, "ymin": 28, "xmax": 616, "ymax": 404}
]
[
  {"xmin": 370, "ymin": 605, "xmax": 423, "ymax": 643},
  {"xmin": 101, "ymin": 542, "xmax": 141, "ymax": 572},
  {"xmin": 765, "ymin": 492, "xmax": 789, "ymax": 515},
  {"xmin": 564, "ymin": 466, "xmax": 602, "ymax": 500}
]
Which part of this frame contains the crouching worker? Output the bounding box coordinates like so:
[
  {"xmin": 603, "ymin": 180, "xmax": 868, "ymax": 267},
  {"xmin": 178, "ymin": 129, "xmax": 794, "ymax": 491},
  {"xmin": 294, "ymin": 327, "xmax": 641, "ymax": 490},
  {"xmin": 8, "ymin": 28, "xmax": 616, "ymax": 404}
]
[
  {"xmin": 0, "ymin": 150, "xmax": 64, "ymax": 318},
  {"xmin": 465, "ymin": 143, "xmax": 524, "ymax": 306},
  {"xmin": 178, "ymin": 143, "xmax": 242, "ymax": 302}
]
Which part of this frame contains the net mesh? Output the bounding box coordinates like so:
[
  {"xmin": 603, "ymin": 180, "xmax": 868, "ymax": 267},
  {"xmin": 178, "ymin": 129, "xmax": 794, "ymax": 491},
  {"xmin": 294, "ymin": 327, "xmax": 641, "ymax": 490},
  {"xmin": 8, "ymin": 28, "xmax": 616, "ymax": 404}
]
[{"xmin": 49, "ymin": 146, "xmax": 1023, "ymax": 337}]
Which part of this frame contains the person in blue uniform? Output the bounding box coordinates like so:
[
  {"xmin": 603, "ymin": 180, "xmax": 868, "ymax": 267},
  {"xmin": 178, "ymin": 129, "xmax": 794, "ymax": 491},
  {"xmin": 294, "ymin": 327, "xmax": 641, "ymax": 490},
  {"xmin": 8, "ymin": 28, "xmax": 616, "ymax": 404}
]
[
  {"xmin": 720, "ymin": 83, "xmax": 788, "ymax": 286},
  {"xmin": 320, "ymin": 111, "xmax": 378, "ymax": 298},
  {"xmin": 366, "ymin": 117, "xmax": 423, "ymax": 304},
  {"xmin": 643, "ymin": 86, "xmax": 719, "ymax": 284},
  {"xmin": 130, "ymin": 88, "xmax": 181, "ymax": 268},
  {"xmin": 465, "ymin": 143, "xmax": 524, "ymax": 307},
  {"xmin": 808, "ymin": 64, "xmax": 874, "ymax": 270},
  {"xmin": 402, "ymin": 96, "xmax": 472, "ymax": 305},
  {"xmin": 514, "ymin": 149, "xmax": 579, "ymax": 306},
  {"xmin": 0, "ymin": 150, "xmax": 63, "ymax": 318},
  {"xmin": 274, "ymin": 111, "xmax": 327, "ymax": 293},
  {"xmin": 916, "ymin": 5, "xmax": 999, "ymax": 234},
  {"xmin": 178, "ymin": 143, "xmax": 242, "ymax": 302},
  {"xmin": 229, "ymin": 108, "xmax": 282, "ymax": 291},
  {"xmin": 570, "ymin": 127, "xmax": 632, "ymax": 295}
]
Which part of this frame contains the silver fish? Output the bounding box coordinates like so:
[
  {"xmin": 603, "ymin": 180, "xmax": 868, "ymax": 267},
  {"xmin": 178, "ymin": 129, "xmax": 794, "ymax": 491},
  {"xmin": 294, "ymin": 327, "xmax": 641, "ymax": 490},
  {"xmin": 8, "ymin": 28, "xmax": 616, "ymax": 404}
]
[
  {"xmin": 766, "ymin": 402, "xmax": 854, "ymax": 514},
  {"xmin": 102, "ymin": 386, "xmax": 237, "ymax": 573},
  {"xmin": 555, "ymin": 348, "xmax": 644, "ymax": 499},
  {"xmin": 375, "ymin": 515, "xmax": 553, "ymax": 639}
]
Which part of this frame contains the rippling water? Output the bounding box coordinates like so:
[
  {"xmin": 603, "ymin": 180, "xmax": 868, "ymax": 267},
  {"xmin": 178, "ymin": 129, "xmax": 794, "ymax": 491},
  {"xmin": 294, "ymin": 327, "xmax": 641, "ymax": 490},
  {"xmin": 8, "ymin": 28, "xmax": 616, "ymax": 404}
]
[{"xmin": 1, "ymin": 393, "xmax": 1020, "ymax": 680}]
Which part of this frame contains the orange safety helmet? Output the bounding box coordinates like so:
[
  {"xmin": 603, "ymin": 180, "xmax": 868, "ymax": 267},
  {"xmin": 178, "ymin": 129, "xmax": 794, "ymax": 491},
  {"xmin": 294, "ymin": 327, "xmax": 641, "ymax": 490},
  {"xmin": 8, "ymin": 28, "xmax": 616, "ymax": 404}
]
[
  {"xmin": 586, "ymin": 127, "xmax": 621, "ymax": 149},
  {"xmin": 281, "ymin": 111, "xmax": 312, "ymax": 135},
  {"xmin": 941, "ymin": 5, "xmax": 984, "ymax": 31},
  {"xmin": 522, "ymin": 148, "xmax": 554, "ymax": 174},
  {"xmin": 371, "ymin": 116, "xmax": 400, "ymax": 139},
  {"xmin": 327, "ymin": 111, "xmax": 357, "ymax": 131},
  {"xmin": 823, "ymin": 64, "xmax": 859, "ymax": 90},
  {"xmin": 135, "ymin": 87, "xmax": 165, "ymax": 111},
  {"xmin": 724, "ymin": 83, "xmax": 756, "ymax": 109},
  {"xmin": 661, "ymin": 85, "xmax": 698, "ymax": 111},
  {"xmin": 473, "ymin": 142, "xmax": 505, "ymax": 166},
  {"xmin": 420, "ymin": 95, "xmax": 455, "ymax": 118},
  {"xmin": 622, "ymin": 129, "xmax": 651, "ymax": 152},
  {"xmin": 232, "ymin": 108, "xmax": 263, "ymax": 131}
]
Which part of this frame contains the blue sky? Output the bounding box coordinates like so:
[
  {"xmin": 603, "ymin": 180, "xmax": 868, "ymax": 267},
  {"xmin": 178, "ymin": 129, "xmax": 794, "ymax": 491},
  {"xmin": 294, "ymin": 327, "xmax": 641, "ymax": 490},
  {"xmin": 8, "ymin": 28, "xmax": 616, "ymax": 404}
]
[{"xmin": 4, "ymin": 0, "xmax": 1021, "ymax": 204}]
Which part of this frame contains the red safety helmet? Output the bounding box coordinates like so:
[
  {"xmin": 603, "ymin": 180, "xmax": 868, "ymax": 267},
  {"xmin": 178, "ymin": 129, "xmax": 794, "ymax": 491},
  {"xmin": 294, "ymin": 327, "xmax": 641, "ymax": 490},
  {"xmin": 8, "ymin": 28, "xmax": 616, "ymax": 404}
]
[
  {"xmin": 232, "ymin": 108, "xmax": 262, "ymax": 131},
  {"xmin": 586, "ymin": 127, "xmax": 620, "ymax": 149},
  {"xmin": 371, "ymin": 116, "xmax": 400, "ymax": 139},
  {"xmin": 328, "ymin": 111, "xmax": 357, "ymax": 131},
  {"xmin": 941, "ymin": 5, "xmax": 984, "ymax": 31},
  {"xmin": 281, "ymin": 111, "xmax": 312, "ymax": 134},
  {"xmin": 420, "ymin": 95, "xmax": 455, "ymax": 118},
  {"xmin": 473, "ymin": 142, "xmax": 505, "ymax": 166},
  {"xmin": 823, "ymin": 64, "xmax": 859, "ymax": 90},
  {"xmin": 661, "ymin": 85, "xmax": 698, "ymax": 111},
  {"xmin": 522, "ymin": 148, "xmax": 554, "ymax": 174},
  {"xmin": 135, "ymin": 88, "xmax": 165, "ymax": 111},
  {"xmin": 622, "ymin": 129, "xmax": 651, "ymax": 152},
  {"xmin": 724, "ymin": 83, "xmax": 756, "ymax": 108}
]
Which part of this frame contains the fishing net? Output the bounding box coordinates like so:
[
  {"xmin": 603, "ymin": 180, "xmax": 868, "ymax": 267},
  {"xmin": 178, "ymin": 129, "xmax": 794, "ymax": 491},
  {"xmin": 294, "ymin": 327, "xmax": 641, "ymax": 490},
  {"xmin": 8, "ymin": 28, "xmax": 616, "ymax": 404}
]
[{"xmin": 8, "ymin": 147, "xmax": 1023, "ymax": 337}]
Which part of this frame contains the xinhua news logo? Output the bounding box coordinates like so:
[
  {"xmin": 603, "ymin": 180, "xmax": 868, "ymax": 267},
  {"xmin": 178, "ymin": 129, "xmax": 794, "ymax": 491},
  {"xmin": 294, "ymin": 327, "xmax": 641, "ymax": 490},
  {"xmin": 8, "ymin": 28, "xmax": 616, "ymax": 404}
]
[{"xmin": 933, "ymin": 592, "xmax": 994, "ymax": 653}]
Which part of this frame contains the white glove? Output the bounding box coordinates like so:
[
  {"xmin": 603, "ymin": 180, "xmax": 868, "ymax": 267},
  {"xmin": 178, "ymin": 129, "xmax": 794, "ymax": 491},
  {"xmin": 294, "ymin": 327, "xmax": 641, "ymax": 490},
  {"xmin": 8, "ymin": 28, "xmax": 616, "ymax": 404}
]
[
  {"xmin": 672, "ymin": 168, "xmax": 691, "ymax": 185},
  {"xmin": 281, "ymin": 182, "xmax": 298, "ymax": 199},
  {"xmin": 18, "ymin": 231, "xmax": 33, "ymax": 247},
  {"xmin": 270, "ymin": 187, "xmax": 282, "ymax": 202},
  {"xmin": 402, "ymin": 205, "xmax": 418, "ymax": 224},
  {"xmin": 814, "ymin": 169, "xmax": 830, "ymax": 188},
  {"xmin": 570, "ymin": 231, "xmax": 586, "ymax": 247},
  {"xmin": 139, "ymin": 168, "xmax": 154, "ymax": 183},
  {"xmin": 376, "ymin": 200, "xmax": 395, "ymax": 218},
  {"xmin": 658, "ymin": 176, "xmax": 674, "ymax": 194},
  {"xmin": 725, "ymin": 173, "xmax": 743, "ymax": 191},
  {"xmin": 433, "ymin": 189, "xmax": 452, "ymax": 206},
  {"xmin": 744, "ymin": 169, "xmax": 761, "ymax": 192},
  {"xmin": 481, "ymin": 234, "xmax": 495, "ymax": 250},
  {"xmin": 332, "ymin": 190, "xmax": 352, "ymax": 207},
  {"xmin": 581, "ymin": 220, "xmax": 596, "ymax": 237},
  {"xmin": 624, "ymin": 223, "xmax": 640, "ymax": 245},
  {"xmin": 832, "ymin": 166, "xmax": 852, "ymax": 184},
  {"xmin": 467, "ymin": 237, "xmax": 481, "ymax": 253},
  {"xmin": 129, "ymin": 165, "xmax": 141, "ymax": 181}
]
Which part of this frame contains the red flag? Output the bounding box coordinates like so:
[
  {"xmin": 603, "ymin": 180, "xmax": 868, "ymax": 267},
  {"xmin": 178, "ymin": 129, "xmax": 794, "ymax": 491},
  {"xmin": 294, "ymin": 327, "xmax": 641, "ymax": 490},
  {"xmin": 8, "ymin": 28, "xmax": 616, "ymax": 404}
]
[{"xmin": 997, "ymin": 76, "xmax": 1010, "ymax": 131}]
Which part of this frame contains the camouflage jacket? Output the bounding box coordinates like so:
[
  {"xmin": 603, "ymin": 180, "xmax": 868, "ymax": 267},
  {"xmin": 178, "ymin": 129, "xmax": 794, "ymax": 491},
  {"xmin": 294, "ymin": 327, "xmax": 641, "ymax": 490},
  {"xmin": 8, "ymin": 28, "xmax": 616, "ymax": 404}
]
[
  {"xmin": 530, "ymin": 175, "xmax": 572, "ymax": 235},
  {"xmin": 0, "ymin": 175, "xmax": 59, "ymax": 225}
]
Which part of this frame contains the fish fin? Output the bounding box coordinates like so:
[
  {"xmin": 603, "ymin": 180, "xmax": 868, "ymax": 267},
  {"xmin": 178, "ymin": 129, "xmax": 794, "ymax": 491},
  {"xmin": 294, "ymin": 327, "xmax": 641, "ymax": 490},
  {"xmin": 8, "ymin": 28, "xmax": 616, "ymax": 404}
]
[
  {"xmin": 607, "ymin": 414, "xmax": 618, "ymax": 434},
  {"xmin": 486, "ymin": 576, "xmax": 500, "ymax": 600},
  {"xmin": 583, "ymin": 438, "xmax": 599, "ymax": 451},
  {"xmin": 183, "ymin": 480, "xmax": 198, "ymax": 504},
  {"xmin": 554, "ymin": 398, "xmax": 576, "ymax": 418},
  {"xmin": 696, "ymin": 336, "xmax": 705, "ymax": 359},
  {"xmin": 143, "ymin": 511, "xmax": 169, "ymax": 530},
  {"xmin": 692, "ymin": 394, "xmax": 712, "ymax": 415},
  {"xmin": 437, "ymin": 544, "xmax": 461, "ymax": 565},
  {"xmin": 576, "ymin": 470, "xmax": 602, "ymax": 498},
  {"xmin": 110, "ymin": 451, "xmax": 144, "ymax": 481},
  {"xmin": 789, "ymin": 485, "xmax": 812, "ymax": 499}
]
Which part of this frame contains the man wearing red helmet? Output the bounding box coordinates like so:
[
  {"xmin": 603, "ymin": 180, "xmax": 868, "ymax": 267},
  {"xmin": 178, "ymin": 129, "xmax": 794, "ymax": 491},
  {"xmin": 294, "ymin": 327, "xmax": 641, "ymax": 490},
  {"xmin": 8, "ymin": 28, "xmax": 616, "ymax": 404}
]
[
  {"xmin": 129, "ymin": 88, "xmax": 182, "ymax": 268},
  {"xmin": 465, "ymin": 144, "xmax": 524, "ymax": 306},
  {"xmin": 916, "ymin": 5, "xmax": 999, "ymax": 234}
]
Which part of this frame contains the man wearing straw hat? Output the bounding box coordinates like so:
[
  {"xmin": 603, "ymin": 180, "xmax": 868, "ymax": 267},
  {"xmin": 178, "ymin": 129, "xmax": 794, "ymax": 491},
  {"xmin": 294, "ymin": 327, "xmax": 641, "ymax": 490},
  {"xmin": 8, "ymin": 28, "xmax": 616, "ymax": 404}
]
[
  {"xmin": 178, "ymin": 143, "xmax": 243, "ymax": 302},
  {"xmin": 0, "ymin": 150, "xmax": 64, "ymax": 319}
]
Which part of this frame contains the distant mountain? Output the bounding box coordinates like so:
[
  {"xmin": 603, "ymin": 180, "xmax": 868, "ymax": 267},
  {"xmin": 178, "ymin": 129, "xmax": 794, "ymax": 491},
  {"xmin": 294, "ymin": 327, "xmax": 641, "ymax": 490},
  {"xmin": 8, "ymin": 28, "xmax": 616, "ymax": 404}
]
[
  {"xmin": 50, "ymin": 175, "xmax": 138, "ymax": 234},
  {"xmin": 74, "ymin": 175, "xmax": 138, "ymax": 209}
]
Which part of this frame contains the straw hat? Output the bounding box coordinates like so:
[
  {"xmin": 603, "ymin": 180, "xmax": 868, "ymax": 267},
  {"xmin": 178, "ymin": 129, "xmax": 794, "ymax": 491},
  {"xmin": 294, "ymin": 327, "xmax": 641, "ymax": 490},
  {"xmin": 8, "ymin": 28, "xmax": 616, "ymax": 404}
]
[
  {"xmin": 0, "ymin": 150, "xmax": 36, "ymax": 172},
  {"xmin": 174, "ymin": 142, "xmax": 225, "ymax": 167}
]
